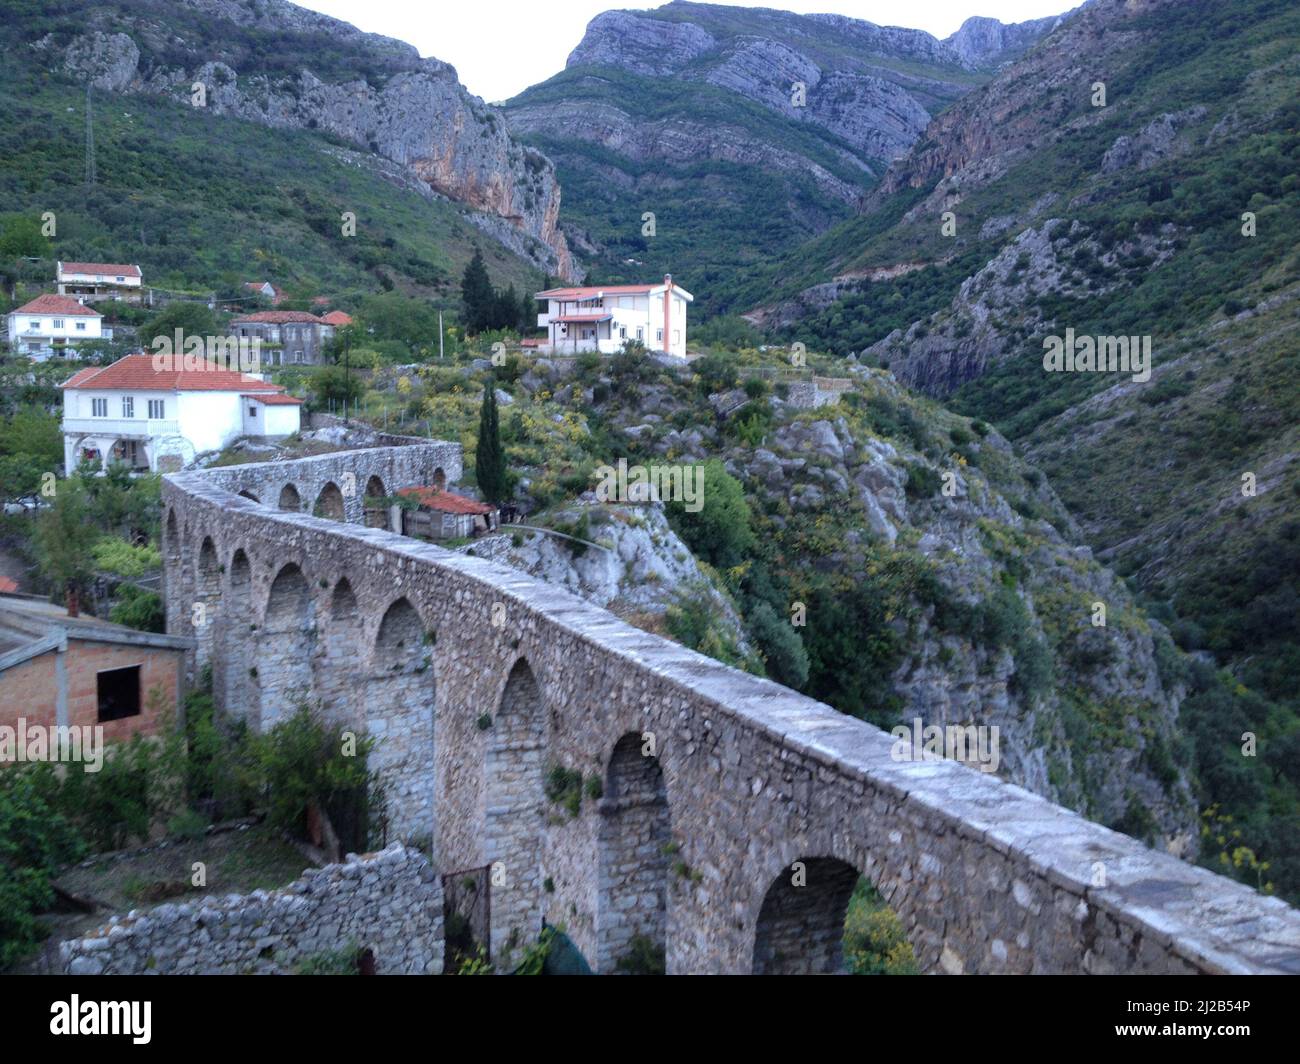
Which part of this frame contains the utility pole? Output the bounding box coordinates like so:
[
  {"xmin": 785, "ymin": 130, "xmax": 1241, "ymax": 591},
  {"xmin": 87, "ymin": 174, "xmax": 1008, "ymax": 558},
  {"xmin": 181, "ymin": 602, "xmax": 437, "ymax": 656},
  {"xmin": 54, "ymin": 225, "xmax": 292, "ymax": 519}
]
[
  {"xmin": 439, "ymin": 310, "xmax": 444, "ymax": 359},
  {"xmin": 343, "ymin": 327, "xmax": 350, "ymax": 425},
  {"xmin": 84, "ymin": 83, "xmax": 96, "ymax": 191}
]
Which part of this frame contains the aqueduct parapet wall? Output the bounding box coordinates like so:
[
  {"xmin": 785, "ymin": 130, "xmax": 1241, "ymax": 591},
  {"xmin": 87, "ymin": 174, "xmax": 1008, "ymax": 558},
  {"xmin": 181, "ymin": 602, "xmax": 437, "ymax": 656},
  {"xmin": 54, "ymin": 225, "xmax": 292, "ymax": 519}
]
[{"xmin": 159, "ymin": 443, "xmax": 1300, "ymax": 975}]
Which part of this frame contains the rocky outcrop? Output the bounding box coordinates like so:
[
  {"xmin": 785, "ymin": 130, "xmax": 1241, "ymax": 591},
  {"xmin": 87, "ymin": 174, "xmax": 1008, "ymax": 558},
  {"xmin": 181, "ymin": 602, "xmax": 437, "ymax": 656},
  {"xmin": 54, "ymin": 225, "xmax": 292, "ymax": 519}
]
[
  {"xmin": 1100, "ymin": 107, "xmax": 1207, "ymax": 173},
  {"xmin": 41, "ymin": 2, "xmax": 574, "ymax": 278},
  {"xmin": 944, "ymin": 12, "xmax": 1073, "ymax": 68}
]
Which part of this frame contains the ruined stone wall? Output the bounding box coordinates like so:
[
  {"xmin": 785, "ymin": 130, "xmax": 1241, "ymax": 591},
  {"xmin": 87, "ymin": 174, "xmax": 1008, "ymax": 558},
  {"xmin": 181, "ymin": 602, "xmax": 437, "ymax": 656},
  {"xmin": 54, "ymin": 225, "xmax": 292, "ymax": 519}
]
[
  {"xmin": 60, "ymin": 845, "xmax": 443, "ymax": 975},
  {"xmin": 160, "ymin": 445, "xmax": 1300, "ymax": 975}
]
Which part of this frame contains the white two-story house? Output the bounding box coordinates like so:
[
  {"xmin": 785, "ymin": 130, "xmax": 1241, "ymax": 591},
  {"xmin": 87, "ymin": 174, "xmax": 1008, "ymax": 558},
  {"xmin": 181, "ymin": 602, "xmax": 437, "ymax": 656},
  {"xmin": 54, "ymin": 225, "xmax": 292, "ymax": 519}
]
[
  {"xmin": 56, "ymin": 261, "xmax": 145, "ymax": 304},
  {"xmin": 6, "ymin": 294, "xmax": 109, "ymax": 360},
  {"xmin": 534, "ymin": 274, "xmax": 693, "ymax": 357},
  {"xmin": 60, "ymin": 353, "xmax": 302, "ymax": 475}
]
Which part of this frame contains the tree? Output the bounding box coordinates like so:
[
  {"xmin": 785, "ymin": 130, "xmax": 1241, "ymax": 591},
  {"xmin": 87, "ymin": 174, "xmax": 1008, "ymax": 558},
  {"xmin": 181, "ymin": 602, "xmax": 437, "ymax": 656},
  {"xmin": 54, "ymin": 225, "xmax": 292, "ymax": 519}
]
[
  {"xmin": 32, "ymin": 477, "xmax": 95, "ymax": 614},
  {"xmin": 666, "ymin": 459, "xmax": 753, "ymax": 570},
  {"xmin": 475, "ymin": 380, "xmax": 508, "ymax": 504},
  {"xmin": 0, "ymin": 407, "xmax": 62, "ymax": 501},
  {"xmin": 461, "ymin": 248, "xmax": 495, "ymax": 334},
  {"xmin": 0, "ymin": 214, "xmax": 50, "ymax": 260},
  {"xmin": 140, "ymin": 302, "xmax": 219, "ymax": 349}
]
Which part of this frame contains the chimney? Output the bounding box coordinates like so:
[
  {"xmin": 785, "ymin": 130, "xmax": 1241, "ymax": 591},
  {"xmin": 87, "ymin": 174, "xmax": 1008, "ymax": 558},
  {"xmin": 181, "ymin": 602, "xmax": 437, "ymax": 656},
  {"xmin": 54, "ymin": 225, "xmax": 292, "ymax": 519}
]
[
  {"xmin": 65, "ymin": 584, "xmax": 80, "ymax": 618},
  {"xmin": 662, "ymin": 274, "xmax": 673, "ymax": 354}
]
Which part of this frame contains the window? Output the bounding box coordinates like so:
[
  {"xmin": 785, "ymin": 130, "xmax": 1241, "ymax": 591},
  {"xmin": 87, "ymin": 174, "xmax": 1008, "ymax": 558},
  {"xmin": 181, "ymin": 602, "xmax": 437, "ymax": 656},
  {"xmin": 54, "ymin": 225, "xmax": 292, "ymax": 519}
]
[
  {"xmin": 248, "ymin": 406, "xmax": 258, "ymax": 418},
  {"xmin": 636, "ymin": 327, "xmax": 644, "ymax": 341},
  {"xmin": 115, "ymin": 276, "xmax": 125, "ymax": 283},
  {"xmin": 53, "ymin": 318, "xmax": 64, "ymax": 328},
  {"xmin": 619, "ymin": 326, "xmax": 627, "ymax": 339},
  {"xmin": 147, "ymin": 399, "xmax": 165, "ymax": 419},
  {"xmin": 75, "ymin": 322, "xmax": 86, "ymax": 331},
  {"xmin": 121, "ymin": 396, "xmax": 134, "ymax": 418},
  {"xmin": 294, "ymin": 351, "xmax": 304, "ymax": 363},
  {"xmin": 28, "ymin": 320, "xmax": 40, "ymax": 330},
  {"xmin": 656, "ymin": 329, "xmax": 664, "ymax": 343},
  {"xmin": 96, "ymin": 665, "xmax": 141, "ymax": 722},
  {"xmin": 91, "ymin": 397, "xmax": 108, "ymax": 417}
]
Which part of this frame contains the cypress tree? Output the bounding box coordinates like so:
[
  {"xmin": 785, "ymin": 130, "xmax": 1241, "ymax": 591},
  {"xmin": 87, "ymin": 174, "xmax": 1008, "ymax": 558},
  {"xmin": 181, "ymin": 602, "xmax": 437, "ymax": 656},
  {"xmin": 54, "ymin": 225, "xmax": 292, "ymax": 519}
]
[
  {"xmin": 461, "ymin": 247, "xmax": 494, "ymax": 333},
  {"xmin": 475, "ymin": 380, "xmax": 508, "ymax": 503}
]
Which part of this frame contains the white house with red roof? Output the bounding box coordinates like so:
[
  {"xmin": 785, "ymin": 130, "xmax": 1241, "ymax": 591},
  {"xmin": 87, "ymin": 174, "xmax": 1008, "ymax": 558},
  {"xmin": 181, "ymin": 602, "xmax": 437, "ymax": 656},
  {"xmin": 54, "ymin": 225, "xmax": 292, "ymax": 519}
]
[
  {"xmin": 59, "ymin": 353, "xmax": 301, "ymax": 474},
  {"xmin": 534, "ymin": 274, "xmax": 693, "ymax": 357},
  {"xmin": 6, "ymin": 294, "xmax": 109, "ymax": 360},
  {"xmin": 56, "ymin": 261, "xmax": 144, "ymax": 303}
]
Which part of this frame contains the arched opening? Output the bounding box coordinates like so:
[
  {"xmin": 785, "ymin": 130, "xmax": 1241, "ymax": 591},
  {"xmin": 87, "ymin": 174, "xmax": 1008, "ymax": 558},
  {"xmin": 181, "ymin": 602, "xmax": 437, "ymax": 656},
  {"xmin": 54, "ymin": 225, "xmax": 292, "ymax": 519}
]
[
  {"xmin": 363, "ymin": 475, "xmax": 388, "ymax": 529},
  {"xmin": 431, "ymin": 467, "xmax": 446, "ymax": 492},
  {"xmin": 316, "ymin": 579, "xmax": 363, "ymax": 730},
  {"xmin": 162, "ymin": 511, "xmax": 191, "ymax": 638},
  {"xmin": 596, "ymin": 733, "xmax": 670, "ymax": 974},
  {"xmin": 484, "ymin": 658, "xmax": 546, "ymax": 968},
  {"xmin": 255, "ymin": 563, "xmax": 315, "ymax": 730},
  {"xmin": 220, "ymin": 550, "xmax": 256, "ymax": 724},
  {"xmin": 752, "ymin": 859, "xmax": 917, "ymax": 975},
  {"xmin": 314, "ymin": 481, "xmax": 345, "ymax": 521},
  {"xmin": 194, "ymin": 537, "xmax": 221, "ymax": 670},
  {"xmin": 277, "ymin": 483, "xmax": 302, "ymax": 511},
  {"xmin": 237, "ymin": 489, "xmax": 261, "ymax": 504},
  {"xmin": 366, "ymin": 597, "xmax": 434, "ymax": 844}
]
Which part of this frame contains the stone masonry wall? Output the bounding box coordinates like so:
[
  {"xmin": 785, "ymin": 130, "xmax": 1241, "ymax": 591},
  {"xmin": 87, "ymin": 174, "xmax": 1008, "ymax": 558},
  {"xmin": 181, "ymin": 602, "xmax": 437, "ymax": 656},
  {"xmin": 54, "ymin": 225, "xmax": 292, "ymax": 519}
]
[
  {"xmin": 160, "ymin": 444, "xmax": 1300, "ymax": 975},
  {"xmin": 60, "ymin": 845, "xmax": 444, "ymax": 975}
]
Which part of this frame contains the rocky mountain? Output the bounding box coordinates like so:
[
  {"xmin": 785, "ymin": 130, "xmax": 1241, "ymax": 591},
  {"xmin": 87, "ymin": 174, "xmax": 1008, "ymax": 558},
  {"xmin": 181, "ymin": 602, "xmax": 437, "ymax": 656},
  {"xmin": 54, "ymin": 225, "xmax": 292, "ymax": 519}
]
[
  {"xmin": 17, "ymin": 0, "xmax": 575, "ymax": 278},
  {"xmin": 726, "ymin": 0, "xmax": 1300, "ymax": 898},
  {"xmin": 504, "ymin": 1, "xmax": 1062, "ymax": 306}
]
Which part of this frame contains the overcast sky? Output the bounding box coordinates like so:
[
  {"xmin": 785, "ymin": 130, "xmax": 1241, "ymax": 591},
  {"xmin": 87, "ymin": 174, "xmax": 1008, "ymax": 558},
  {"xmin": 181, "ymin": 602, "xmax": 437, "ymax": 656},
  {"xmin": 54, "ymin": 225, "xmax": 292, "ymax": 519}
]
[{"xmin": 294, "ymin": 0, "xmax": 1071, "ymax": 102}]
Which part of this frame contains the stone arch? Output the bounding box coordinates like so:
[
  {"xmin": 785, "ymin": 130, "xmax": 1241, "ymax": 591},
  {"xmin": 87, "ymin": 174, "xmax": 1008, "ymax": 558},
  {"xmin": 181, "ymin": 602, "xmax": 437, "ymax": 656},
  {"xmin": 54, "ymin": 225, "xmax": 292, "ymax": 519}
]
[
  {"xmin": 596, "ymin": 732, "xmax": 671, "ymax": 974},
  {"xmin": 194, "ymin": 537, "xmax": 221, "ymax": 671},
  {"xmin": 752, "ymin": 857, "xmax": 862, "ymax": 974},
  {"xmin": 219, "ymin": 549, "xmax": 256, "ymax": 724},
  {"xmin": 162, "ymin": 510, "xmax": 182, "ymax": 633},
  {"xmin": 316, "ymin": 578, "xmax": 363, "ymax": 730},
  {"xmin": 365, "ymin": 597, "xmax": 435, "ymax": 844},
  {"xmin": 255, "ymin": 563, "xmax": 316, "ymax": 730},
  {"xmin": 277, "ymin": 483, "xmax": 302, "ymax": 511},
  {"xmin": 431, "ymin": 467, "xmax": 446, "ymax": 491},
  {"xmin": 237, "ymin": 489, "xmax": 261, "ymax": 504},
  {"xmin": 314, "ymin": 481, "xmax": 345, "ymax": 521},
  {"xmin": 484, "ymin": 657, "xmax": 547, "ymax": 967},
  {"xmin": 363, "ymin": 474, "xmax": 388, "ymax": 529}
]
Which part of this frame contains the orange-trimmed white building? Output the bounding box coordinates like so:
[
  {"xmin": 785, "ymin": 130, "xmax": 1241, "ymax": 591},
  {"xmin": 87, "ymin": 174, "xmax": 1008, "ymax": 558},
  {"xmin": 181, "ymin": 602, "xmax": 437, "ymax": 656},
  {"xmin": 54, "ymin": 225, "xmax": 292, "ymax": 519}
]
[
  {"xmin": 534, "ymin": 274, "xmax": 692, "ymax": 357},
  {"xmin": 59, "ymin": 354, "xmax": 301, "ymax": 474}
]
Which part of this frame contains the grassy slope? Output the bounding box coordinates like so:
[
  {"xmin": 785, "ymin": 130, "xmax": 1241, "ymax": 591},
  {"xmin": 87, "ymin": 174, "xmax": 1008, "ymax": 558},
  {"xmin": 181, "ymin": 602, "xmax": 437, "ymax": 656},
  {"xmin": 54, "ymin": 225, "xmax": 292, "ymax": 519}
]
[{"xmin": 0, "ymin": 60, "xmax": 543, "ymax": 308}]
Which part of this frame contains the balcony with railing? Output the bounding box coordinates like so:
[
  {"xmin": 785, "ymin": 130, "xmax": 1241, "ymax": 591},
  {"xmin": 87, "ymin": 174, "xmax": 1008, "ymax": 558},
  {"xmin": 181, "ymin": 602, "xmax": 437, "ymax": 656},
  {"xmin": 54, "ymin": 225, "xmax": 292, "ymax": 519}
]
[{"xmin": 62, "ymin": 416, "xmax": 180, "ymax": 438}]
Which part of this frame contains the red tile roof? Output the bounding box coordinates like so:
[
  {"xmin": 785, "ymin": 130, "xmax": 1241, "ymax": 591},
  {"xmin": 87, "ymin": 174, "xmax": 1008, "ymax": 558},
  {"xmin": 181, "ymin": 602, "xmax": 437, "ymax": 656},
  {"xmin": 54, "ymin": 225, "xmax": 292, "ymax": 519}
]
[
  {"xmin": 231, "ymin": 311, "xmax": 324, "ymax": 324},
  {"xmin": 321, "ymin": 311, "xmax": 353, "ymax": 326},
  {"xmin": 241, "ymin": 392, "xmax": 302, "ymax": 405},
  {"xmin": 536, "ymin": 284, "xmax": 657, "ymax": 299},
  {"xmin": 60, "ymin": 354, "xmax": 287, "ymax": 393},
  {"xmin": 397, "ymin": 487, "xmax": 495, "ymax": 515},
  {"xmin": 58, "ymin": 262, "xmax": 141, "ymax": 279},
  {"xmin": 554, "ymin": 314, "xmax": 612, "ymax": 324},
  {"xmin": 13, "ymin": 294, "xmax": 102, "ymax": 317}
]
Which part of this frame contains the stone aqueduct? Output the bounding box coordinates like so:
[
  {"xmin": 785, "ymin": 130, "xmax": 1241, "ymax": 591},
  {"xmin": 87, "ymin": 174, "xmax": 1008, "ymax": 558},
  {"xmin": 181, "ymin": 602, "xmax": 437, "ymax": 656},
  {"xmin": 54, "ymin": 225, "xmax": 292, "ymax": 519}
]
[{"xmin": 161, "ymin": 442, "xmax": 1300, "ymax": 975}]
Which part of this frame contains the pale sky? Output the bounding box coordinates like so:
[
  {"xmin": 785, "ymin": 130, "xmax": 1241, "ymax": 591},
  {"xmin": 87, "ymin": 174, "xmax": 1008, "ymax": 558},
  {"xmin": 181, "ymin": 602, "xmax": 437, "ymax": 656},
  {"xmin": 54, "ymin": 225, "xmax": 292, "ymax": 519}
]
[{"xmin": 295, "ymin": 0, "xmax": 1073, "ymax": 103}]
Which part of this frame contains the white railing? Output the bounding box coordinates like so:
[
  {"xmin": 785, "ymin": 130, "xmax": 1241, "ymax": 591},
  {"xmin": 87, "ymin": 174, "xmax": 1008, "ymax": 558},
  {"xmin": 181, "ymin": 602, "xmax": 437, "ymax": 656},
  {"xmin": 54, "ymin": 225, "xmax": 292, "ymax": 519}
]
[{"xmin": 62, "ymin": 417, "xmax": 180, "ymax": 437}]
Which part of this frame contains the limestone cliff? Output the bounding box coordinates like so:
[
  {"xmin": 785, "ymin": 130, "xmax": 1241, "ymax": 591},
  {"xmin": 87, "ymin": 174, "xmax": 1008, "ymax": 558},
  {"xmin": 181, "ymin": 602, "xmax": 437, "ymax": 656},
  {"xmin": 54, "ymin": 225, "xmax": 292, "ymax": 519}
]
[{"xmin": 38, "ymin": 0, "xmax": 575, "ymax": 278}]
